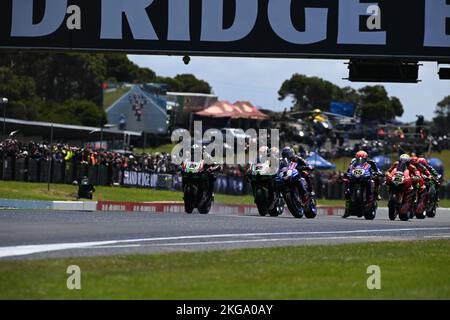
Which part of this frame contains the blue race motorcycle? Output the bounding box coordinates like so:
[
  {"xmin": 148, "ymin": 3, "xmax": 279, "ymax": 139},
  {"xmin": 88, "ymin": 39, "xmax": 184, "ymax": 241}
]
[
  {"xmin": 344, "ymin": 162, "xmax": 377, "ymax": 220},
  {"xmin": 276, "ymin": 159, "xmax": 317, "ymax": 219}
]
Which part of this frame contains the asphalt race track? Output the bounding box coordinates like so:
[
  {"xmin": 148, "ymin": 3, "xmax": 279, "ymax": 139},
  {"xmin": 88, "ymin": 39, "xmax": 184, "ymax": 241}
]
[{"xmin": 0, "ymin": 208, "xmax": 449, "ymax": 260}]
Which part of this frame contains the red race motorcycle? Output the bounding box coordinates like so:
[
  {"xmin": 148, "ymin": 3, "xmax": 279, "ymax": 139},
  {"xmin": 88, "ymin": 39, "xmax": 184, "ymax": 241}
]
[
  {"xmin": 386, "ymin": 168, "xmax": 415, "ymax": 221},
  {"xmin": 413, "ymin": 176, "xmax": 429, "ymax": 219}
]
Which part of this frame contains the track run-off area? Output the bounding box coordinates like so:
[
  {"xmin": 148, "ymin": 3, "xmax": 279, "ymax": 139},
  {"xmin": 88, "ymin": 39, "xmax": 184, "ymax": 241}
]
[{"xmin": 0, "ymin": 208, "xmax": 449, "ymax": 260}]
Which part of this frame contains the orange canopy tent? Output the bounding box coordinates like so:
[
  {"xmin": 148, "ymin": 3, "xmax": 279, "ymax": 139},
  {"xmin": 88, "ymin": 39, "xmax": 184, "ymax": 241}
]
[{"xmin": 196, "ymin": 101, "xmax": 268, "ymax": 120}]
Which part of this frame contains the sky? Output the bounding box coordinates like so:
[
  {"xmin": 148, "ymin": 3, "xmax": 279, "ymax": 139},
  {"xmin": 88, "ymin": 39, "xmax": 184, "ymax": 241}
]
[{"xmin": 128, "ymin": 55, "xmax": 449, "ymax": 123}]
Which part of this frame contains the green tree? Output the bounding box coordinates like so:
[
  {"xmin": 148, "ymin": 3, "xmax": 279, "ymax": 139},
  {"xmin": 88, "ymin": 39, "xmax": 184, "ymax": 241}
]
[
  {"xmin": 173, "ymin": 74, "xmax": 212, "ymax": 94},
  {"xmin": 0, "ymin": 52, "xmax": 108, "ymax": 105},
  {"xmin": 357, "ymin": 86, "xmax": 403, "ymax": 121},
  {"xmin": 432, "ymin": 95, "xmax": 450, "ymax": 134},
  {"xmin": 278, "ymin": 74, "xmax": 341, "ymax": 111},
  {"xmin": 336, "ymin": 86, "xmax": 360, "ymax": 105},
  {"xmin": 0, "ymin": 52, "xmax": 210, "ymax": 126},
  {"xmin": 43, "ymin": 53, "xmax": 106, "ymax": 105},
  {"xmin": 0, "ymin": 67, "xmax": 40, "ymax": 120},
  {"xmin": 135, "ymin": 67, "xmax": 156, "ymax": 83},
  {"xmin": 104, "ymin": 54, "xmax": 138, "ymax": 83},
  {"xmin": 154, "ymin": 74, "xmax": 212, "ymax": 93},
  {"xmin": 38, "ymin": 100, "xmax": 107, "ymax": 127}
]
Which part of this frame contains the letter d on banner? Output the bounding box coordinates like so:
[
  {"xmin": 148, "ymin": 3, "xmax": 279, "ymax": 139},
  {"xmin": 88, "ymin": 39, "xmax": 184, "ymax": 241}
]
[{"xmin": 11, "ymin": 0, "xmax": 68, "ymax": 37}]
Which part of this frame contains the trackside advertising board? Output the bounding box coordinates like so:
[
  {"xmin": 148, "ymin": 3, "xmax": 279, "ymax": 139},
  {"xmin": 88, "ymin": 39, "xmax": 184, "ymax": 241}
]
[{"xmin": 0, "ymin": 0, "xmax": 449, "ymax": 60}]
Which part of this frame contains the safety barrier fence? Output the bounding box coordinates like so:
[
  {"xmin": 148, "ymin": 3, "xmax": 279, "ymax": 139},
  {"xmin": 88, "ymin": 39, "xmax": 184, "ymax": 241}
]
[{"xmin": 2, "ymin": 157, "xmax": 450, "ymax": 199}]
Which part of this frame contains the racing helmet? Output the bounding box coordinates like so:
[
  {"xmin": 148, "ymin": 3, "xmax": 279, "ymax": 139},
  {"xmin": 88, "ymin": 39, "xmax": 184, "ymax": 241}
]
[
  {"xmin": 399, "ymin": 154, "xmax": 411, "ymax": 164},
  {"xmin": 418, "ymin": 158, "xmax": 428, "ymax": 166},
  {"xmin": 410, "ymin": 156, "xmax": 418, "ymax": 164},
  {"xmin": 355, "ymin": 150, "xmax": 368, "ymax": 165},
  {"xmin": 281, "ymin": 147, "xmax": 295, "ymax": 160}
]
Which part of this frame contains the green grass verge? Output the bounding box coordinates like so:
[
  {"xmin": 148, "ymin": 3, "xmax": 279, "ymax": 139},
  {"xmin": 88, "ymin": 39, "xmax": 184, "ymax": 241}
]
[
  {"xmin": 2, "ymin": 180, "xmax": 450, "ymax": 207},
  {"xmin": 103, "ymin": 87, "xmax": 131, "ymax": 110},
  {"xmin": 0, "ymin": 240, "xmax": 448, "ymax": 299},
  {"xmin": 0, "ymin": 180, "xmax": 251, "ymax": 205}
]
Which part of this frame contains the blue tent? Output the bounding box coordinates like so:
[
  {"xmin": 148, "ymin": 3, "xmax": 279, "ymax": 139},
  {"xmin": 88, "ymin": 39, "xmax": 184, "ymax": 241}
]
[
  {"xmin": 306, "ymin": 152, "xmax": 336, "ymax": 170},
  {"xmin": 372, "ymin": 155, "xmax": 392, "ymax": 171},
  {"xmin": 428, "ymin": 158, "xmax": 444, "ymax": 176}
]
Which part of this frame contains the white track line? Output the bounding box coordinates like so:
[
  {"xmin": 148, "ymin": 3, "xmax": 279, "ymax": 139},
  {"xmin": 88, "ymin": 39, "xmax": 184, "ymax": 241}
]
[
  {"xmin": 424, "ymin": 235, "xmax": 450, "ymax": 238},
  {"xmin": 90, "ymin": 236, "xmax": 386, "ymax": 249},
  {"xmin": 1, "ymin": 227, "xmax": 449, "ymax": 258}
]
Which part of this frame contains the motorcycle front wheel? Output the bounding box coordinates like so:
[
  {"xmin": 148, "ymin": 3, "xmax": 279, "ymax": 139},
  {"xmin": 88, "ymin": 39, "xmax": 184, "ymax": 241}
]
[
  {"xmin": 304, "ymin": 197, "xmax": 317, "ymax": 219},
  {"xmin": 183, "ymin": 185, "xmax": 195, "ymax": 214},
  {"xmin": 198, "ymin": 197, "xmax": 212, "ymax": 214},
  {"xmin": 255, "ymin": 188, "xmax": 269, "ymax": 216},
  {"xmin": 415, "ymin": 198, "xmax": 427, "ymax": 219},
  {"xmin": 388, "ymin": 197, "xmax": 397, "ymax": 221},
  {"xmin": 269, "ymin": 197, "xmax": 284, "ymax": 216},
  {"xmin": 284, "ymin": 191, "xmax": 304, "ymax": 219},
  {"xmin": 426, "ymin": 207, "xmax": 437, "ymax": 218},
  {"xmin": 364, "ymin": 205, "xmax": 376, "ymax": 220}
]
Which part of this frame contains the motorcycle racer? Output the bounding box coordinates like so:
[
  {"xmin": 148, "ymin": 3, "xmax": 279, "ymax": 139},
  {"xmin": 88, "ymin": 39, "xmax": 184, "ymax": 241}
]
[
  {"xmin": 386, "ymin": 154, "xmax": 425, "ymax": 195},
  {"xmin": 417, "ymin": 157, "xmax": 441, "ymax": 202},
  {"xmin": 280, "ymin": 147, "xmax": 314, "ymax": 196},
  {"xmin": 203, "ymin": 150, "xmax": 222, "ymax": 197},
  {"xmin": 346, "ymin": 151, "xmax": 383, "ymax": 199},
  {"xmin": 417, "ymin": 158, "xmax": 440, "ymax": 181},
  {"xmin": 343, "ymin": 151, "xmax": 383, "ymax": 217}
]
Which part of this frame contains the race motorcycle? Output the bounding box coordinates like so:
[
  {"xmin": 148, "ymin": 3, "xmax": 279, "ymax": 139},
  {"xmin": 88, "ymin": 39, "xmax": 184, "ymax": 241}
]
[
  {"xmin": 386, "ymin": 169, "xmax": 415, "ymax": 221},
  {"xmin": 248, "ymin": 162, "xmax": 284, "ymax": 217},
  {"xmin": 276, "ymin": 159, "xmax": 317, "ymax": 219},
  {"xmin": 413, "ymin": 177, "xmax": 430, "ymax": 220},
  {"xmin": 343, "ymin": 163, "xmax": 378, "ymax": 220},
  {"xmin": 426, "ymin": 176, "xmax": 439, "ymax": 218},
  {"xmin": 181, "ymin": 160, "xmax": 213, "ymax": 214}
]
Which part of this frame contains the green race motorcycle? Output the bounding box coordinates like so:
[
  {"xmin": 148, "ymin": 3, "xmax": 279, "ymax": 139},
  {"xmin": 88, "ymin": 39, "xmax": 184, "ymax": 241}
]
[
  {"xmin": 248, "ymin": 162, "xmax": 284, "ymax": 217},
  {"xmin": 181, "ymin": 160, "xmax": 213, "ymax": 214}
]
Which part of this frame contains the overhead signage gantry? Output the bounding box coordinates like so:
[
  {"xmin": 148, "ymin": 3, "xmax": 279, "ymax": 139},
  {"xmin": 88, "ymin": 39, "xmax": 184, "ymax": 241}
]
[{"xmin": 1, "ymin": 0, "xmax": 449, "ymax": 82}]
